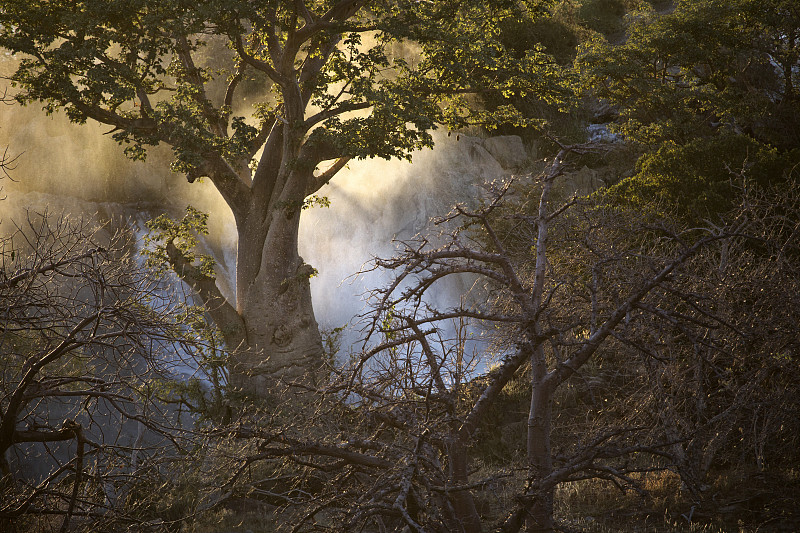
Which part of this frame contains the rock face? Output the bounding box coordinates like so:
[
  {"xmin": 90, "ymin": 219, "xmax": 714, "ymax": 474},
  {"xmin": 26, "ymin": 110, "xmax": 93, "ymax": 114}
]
[
  {"xmin": 587, "ymin": 123, "xmax": 622, "ymax": 143},
  {"xmin": 481, "ymin": 135, "xmax": 529, "ymax": 169}
]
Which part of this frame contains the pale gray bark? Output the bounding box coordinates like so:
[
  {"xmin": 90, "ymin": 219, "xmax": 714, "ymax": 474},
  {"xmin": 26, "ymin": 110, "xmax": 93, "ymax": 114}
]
[{"xmin": 232, "ymin": 209, "xmax": 322, "ymax": 393}]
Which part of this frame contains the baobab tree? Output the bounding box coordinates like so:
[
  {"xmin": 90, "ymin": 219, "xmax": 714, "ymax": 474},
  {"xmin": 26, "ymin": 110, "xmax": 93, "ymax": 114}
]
[{"xmin": 0, "ymin": 0, "xmax": 570, "ymax": 394}]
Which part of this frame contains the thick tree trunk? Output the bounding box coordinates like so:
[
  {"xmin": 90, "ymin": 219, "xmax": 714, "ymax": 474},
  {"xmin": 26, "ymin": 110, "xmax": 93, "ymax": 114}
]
[
  {"xmin": 229, "ymin": 205, "xmax": 324, "ymax": 395},
  {"xmin": 526, "ymin": 346, "xmax": 554, "ymax": 533}
]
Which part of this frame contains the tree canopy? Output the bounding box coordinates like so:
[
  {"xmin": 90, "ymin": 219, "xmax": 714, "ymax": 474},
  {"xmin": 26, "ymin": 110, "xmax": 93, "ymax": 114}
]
[
  {"xmin": 1, "ymin": 0, "xmax": 570, "ymax": 173},
  {"xmin": 578, "ymin": 0, "xmax": 800, "ymax": 219}
]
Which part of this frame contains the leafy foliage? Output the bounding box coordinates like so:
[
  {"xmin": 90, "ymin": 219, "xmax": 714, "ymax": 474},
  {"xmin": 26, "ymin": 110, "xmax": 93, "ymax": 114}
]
[
  {"xmin": 143, "ymin": 205, "xmax": 216, "ymax": 277},
  {"xmin": 578, "ymin": 0, "xmax": 800, "ymax": 220},
  {"xmin": 606, "ymin": 134, "xmax": 796, "ymax": 220},
  {"xmin": 0, "ymin": 0, "xmax": 572, "ymax": 173},
  {"xmin": 577, "ymin": 0, "xmax": 628, "ymax": 36}
]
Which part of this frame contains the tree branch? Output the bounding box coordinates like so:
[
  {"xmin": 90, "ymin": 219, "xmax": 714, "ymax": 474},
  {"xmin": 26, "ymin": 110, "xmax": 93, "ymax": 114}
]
[
  {"xmin": 165, "ymin": 240, "xmax": 246, "ymax": 350},
  {"xmin": 232, "ymin": 33, "xmax": 286, "ymax": 86},
  {"xmin": 0, "ymin": 248, "xmax": 103, "ymax": 290},
  {"xmin": 303, "ymin": 101, "xmax": 372, "ymax": 131},
  {"xmin": 174, "ymin": 35, "xmax": 226, "ymax": 137},
  {"xmin": 545, "ymin": 234, "xmax": 727, "ymax": 390},
  {"xmin": 308, "ymin": 157, "xmax": 351, "ymax": 195}
]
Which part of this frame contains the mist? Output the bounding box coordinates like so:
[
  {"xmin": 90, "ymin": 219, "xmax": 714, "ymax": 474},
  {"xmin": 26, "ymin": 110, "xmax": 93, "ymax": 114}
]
[
  {"xmin": 300, "ymin": 133, "xmax": 528, "ymax": 351},
  {"xmin": 0, "ymin": 50, "xmax": 529, "ymax": 356}
]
